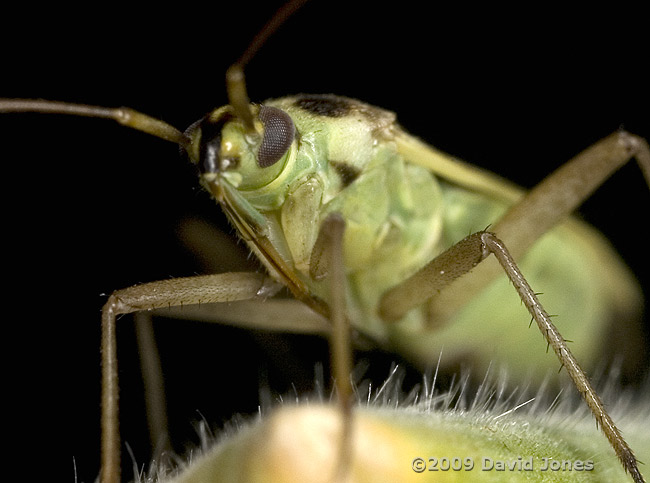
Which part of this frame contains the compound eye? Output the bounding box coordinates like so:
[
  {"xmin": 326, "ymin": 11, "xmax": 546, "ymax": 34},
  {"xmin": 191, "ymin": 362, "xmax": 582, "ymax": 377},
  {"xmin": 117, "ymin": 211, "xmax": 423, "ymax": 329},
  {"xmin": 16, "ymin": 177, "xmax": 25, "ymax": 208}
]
[{"xmin": 257, "ymin": 106, "xmax": 295, "ymax": 168}]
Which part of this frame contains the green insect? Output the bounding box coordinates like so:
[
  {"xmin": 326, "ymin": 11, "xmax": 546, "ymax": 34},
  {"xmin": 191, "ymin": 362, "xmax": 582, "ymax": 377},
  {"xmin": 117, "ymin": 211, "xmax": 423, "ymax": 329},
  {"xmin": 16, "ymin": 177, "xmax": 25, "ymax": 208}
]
[{"xmin": 2, "ymin": 1, "xmax": 648, "ymax": 482}]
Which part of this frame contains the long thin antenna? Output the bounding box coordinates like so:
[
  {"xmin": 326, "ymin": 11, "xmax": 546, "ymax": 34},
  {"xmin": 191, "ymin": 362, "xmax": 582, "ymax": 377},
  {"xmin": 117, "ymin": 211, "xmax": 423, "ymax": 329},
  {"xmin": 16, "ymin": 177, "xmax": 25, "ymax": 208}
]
[
  {"xmin": 226, "ymin": 0, "xmax": 309, "ymax": 134},
  {"xmin": 238, "ymin": 0, "xmax": 310, "ymax": 68},
  {"xmin": 0, "ymin": 99, "xmax": 190, "ymax": 148}
]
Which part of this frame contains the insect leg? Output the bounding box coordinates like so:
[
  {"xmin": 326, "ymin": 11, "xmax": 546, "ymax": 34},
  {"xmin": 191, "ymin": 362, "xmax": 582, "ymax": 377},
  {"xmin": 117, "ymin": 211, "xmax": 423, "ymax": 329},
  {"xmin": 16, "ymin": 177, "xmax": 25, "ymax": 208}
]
[
  {"xmin": 379, "ymin": 231, "xmax": 645, "ymax": 483},
  {"xmin": 315, "ymin": 213, "xmax": 355, "ymax": 483},
  {"xmin": 480, "ymin": 232, "xmax": 644, "ymax": 483},
  {"xmin": 100, "ymin": 272, "xmax": 282, "ymax": 483},
  {"xmin": 151, "ymin": 298, "xmax": 331, "ymax": 333},
  {"xmin": 134, "ymin": 313, "xmax": 170, "ymax": 463},
  {"xmin": 493, "ymin": 130, "xmax": 650, "ymax": 260},
  {"xmin": 424, "ymin": 130, "xmax": 649, "ymax": 324}
]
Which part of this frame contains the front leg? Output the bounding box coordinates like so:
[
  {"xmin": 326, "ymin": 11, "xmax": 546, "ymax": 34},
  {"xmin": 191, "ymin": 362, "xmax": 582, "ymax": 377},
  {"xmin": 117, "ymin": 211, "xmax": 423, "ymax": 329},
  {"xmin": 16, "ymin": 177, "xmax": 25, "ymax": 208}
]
[
  {"xmin": 100, "ymin": 272, "xmax": 281, "ymax": 483},
  {"xmin": 310, "ymin": 213, "xmax": 355, "ymax": 483}
]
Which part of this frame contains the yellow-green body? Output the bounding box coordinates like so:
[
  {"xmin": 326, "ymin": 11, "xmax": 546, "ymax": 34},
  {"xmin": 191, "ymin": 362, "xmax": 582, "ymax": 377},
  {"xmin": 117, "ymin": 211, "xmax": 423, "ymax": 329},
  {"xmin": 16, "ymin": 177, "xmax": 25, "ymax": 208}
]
[{"xmin": 189, "ymin": 94, "xmax": 641, "ymax": 381}]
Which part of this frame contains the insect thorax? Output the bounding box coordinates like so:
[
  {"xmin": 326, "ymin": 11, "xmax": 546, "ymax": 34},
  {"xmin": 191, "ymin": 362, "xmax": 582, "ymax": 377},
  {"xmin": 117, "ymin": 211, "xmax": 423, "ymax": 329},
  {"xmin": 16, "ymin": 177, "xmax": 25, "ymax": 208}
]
[{"xmin": 200, "ymin": 94, "xmax": 449, "ymax": 342}]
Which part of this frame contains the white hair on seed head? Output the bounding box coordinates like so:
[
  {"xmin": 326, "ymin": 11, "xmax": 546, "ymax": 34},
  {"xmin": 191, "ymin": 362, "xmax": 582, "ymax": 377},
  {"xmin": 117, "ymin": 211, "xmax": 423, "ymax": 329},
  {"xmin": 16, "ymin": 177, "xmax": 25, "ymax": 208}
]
[{"xmin": 133, "ymin": 358, "xmax": 649, "ymax": 483}]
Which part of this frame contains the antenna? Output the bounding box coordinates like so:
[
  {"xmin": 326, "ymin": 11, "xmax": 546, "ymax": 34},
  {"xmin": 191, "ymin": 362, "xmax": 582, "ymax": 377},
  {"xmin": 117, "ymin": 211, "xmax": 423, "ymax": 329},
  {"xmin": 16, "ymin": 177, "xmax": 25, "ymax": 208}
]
[
  {"xmin": 226, "ymin": 0, "xmax": 309, "ymax": 134},
  {"xmin": 0, "ymin": 99, "xmax": 190, "ymax": 148}
]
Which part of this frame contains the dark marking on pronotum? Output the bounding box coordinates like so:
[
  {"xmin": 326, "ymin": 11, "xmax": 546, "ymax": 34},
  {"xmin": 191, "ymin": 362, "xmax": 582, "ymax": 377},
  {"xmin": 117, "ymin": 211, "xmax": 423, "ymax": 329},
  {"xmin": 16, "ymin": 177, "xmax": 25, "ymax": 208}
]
[
  {"xmin": 330, "ymin": 161, "xmax": 361, "ymax": 188},
  {"xmin": 294, "ymin": 94, "xmax": 352, "ymax": 117}
]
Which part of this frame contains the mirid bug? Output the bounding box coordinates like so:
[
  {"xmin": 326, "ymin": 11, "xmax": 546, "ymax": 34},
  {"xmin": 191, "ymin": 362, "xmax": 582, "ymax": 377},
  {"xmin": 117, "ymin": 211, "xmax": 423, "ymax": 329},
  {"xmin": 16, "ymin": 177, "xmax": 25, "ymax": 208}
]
[{"xmin": 2, "ymin": 2, "xmax": 648, "ymax": 482}]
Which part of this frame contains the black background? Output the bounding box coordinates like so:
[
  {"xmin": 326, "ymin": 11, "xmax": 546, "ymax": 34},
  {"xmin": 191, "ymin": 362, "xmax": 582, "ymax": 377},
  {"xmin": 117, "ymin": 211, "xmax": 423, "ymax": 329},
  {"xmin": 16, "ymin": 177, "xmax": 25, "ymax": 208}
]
[{"xmin": 2, "ymin": 2, "xmax": 648, "ymax": 481}]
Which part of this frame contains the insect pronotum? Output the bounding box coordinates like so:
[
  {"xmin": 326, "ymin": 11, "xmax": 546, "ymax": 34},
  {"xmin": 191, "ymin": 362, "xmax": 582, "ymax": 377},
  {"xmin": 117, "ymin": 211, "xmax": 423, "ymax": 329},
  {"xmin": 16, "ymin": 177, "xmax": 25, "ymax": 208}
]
[{"xmin": 2, "ymin": 1, "xmax": 648, "ymax": 482}]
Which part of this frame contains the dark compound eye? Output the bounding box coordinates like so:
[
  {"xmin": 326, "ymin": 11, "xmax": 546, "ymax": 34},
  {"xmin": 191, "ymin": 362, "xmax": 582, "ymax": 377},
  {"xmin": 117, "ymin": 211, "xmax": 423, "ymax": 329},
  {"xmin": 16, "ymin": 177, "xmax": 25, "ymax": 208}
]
[{"xmin": 258, "ymin": 106, "xmax": 295, "ymax": 168}]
